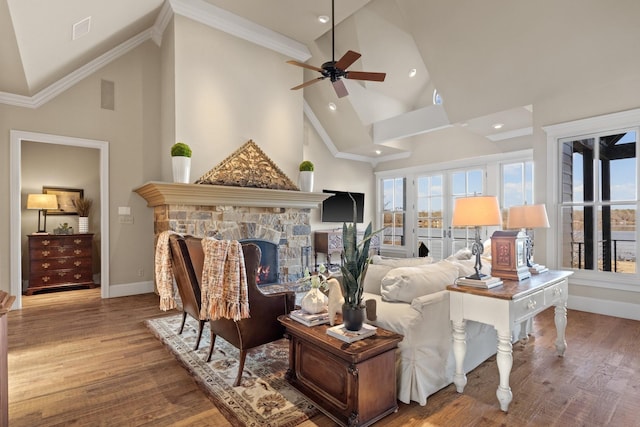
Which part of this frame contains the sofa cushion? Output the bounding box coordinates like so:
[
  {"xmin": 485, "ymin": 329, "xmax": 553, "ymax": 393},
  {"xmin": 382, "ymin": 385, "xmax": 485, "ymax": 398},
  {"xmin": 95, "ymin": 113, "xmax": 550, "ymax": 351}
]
[
  {"xmin": 371, "ymin": 255, "xmax": 434, "ymax": 267},
  {"xmin": 362, "ymin": 264, "xmax": 393, "ymax": 295},
  {"xmin": 380, "ymin": 260, "xmax": 460, "ymax": 303}
]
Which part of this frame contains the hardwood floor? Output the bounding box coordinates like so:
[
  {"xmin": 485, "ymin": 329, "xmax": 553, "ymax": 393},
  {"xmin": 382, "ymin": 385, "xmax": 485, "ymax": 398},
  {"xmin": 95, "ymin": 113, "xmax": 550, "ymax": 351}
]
[{"xmin": 7, "ymin": 288, "xmax": 640, "ymax": 426}]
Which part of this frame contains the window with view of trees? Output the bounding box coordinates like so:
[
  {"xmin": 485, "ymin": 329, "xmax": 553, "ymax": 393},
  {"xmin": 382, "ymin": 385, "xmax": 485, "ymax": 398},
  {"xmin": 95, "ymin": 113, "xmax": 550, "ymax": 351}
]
[
  {"xmin": 382, "ymin": 177, "xmax": 405, "ymax": 246},
  {"xmin": 560, "ymin": 130, "xmax": 637, "ymax": 274}
]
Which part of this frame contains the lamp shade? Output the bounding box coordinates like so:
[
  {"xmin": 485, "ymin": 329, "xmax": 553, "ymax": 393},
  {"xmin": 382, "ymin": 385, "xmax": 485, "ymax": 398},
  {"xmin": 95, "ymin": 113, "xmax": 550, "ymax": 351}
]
[
  {"xmin": 452, "ymin": 196, "xmax": 502, "ymax": 227},
  {"xmin": 507, "ymin": 204, "xmax": 550, "ymax": 229},
  {"xmin": 26, "ymin": 194, "xmax": 58, "ymax": 210}
]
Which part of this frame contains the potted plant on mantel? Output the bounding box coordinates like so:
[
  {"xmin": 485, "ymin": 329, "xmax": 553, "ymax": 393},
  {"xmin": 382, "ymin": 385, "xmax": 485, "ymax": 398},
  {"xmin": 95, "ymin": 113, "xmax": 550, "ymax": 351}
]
[
  {"xmin": 340, "ymin": 194, "xmax": 381, "ymax": 331},
  {"xmin": 171, "ymin": 142, "xmax": 192, "ymax": 183},
  {"xmin": 74, "ymin": 198, "xmax": 92, "ymax": 233},
  {"xmin": 298, "ymin": 160, "xmax": 314, "ymax": 192}
]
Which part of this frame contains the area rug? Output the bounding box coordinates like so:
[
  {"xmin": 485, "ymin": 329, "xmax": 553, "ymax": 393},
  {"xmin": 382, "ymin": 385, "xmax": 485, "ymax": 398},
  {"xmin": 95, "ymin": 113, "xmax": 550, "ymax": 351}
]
[{"xmin": 145, "ymin": 314, "xmax": 318, "ymax": 427}]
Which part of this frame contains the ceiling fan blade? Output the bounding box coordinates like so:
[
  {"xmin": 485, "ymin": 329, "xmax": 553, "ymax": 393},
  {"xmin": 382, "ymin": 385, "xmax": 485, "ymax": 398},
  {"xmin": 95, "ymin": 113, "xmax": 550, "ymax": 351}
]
[
  {"xmin": 332, "ymin": 79, "xmax": 348, "ymax": 98},
  {"xmin": 286, "ymin": 60, "xmax": 324, "ymax": 73},
  {"xmin": 345, "ymin": 71, "xmax": 386, "ymax": 82},
  {"xmin": 334, "ymin": 50, "xmax": 361, "ymax": 71},
  {"xmin": 290, "ymin": 78, "xmax": 324, "ymax": 90}
]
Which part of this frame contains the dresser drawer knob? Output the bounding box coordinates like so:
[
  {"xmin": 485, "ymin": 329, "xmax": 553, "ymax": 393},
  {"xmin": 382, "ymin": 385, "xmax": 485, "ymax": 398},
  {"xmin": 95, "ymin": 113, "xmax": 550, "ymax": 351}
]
[
  {"xmin": 553, "ymin": 288, "xmax": 562, "ymax": 296},
  {"xmin": 42, "ymin": 250, "xmax": 50, "ymax": 257},
  {"xmin": 43, "ymin": 276, "xmax": 50, "ymax": 282},
  {"xmin": 74, "ymin": 274, "xmax": 82, "ymax": 279},
  {"xmin": 74, "ymin": 239, "xmax": 82, "ymax": 244},
  {"xmin": 74, "ymin": 261, "xmax": 81, "ymax": 267},
  {"xmin": 41, "ymin": 262, "xmax": 50, "ymax": 269},
  {"xmin": 74, "ymin": 249, "xmax": 82, "ymax": 255},
  {"xmin": 42, "ymin": 240, "xmax": 50, "ymax": 246},
  {"xmin": 526, "ymin": 300, "xmax": 537, "ymax": 310}
]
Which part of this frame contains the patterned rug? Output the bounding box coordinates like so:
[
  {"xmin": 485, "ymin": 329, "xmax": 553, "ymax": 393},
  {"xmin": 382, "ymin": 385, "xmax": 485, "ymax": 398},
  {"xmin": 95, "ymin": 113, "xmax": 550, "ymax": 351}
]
[{"xmin": 145, "ymin": 314, "xmax": 318, "ymax": 427}]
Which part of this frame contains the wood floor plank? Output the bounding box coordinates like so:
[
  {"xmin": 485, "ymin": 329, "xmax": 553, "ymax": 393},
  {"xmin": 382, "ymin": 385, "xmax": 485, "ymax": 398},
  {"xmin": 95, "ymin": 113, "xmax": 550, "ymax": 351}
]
[{"xmin": 7, "ymin": 288, "xmax": 640, "ymax": 426}]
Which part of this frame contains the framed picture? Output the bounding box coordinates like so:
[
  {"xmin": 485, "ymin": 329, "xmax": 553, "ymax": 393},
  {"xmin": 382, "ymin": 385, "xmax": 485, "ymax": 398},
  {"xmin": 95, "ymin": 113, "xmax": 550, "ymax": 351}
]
[{"xmin": 42, "ymin": 187, "xmax": 84, "ymax": 215}]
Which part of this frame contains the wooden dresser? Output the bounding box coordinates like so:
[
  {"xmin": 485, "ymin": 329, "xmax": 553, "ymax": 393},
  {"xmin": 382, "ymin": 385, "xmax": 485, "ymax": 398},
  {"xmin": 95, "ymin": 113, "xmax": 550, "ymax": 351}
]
[{"xmin": 27, "ymin": 234, "xmax": 95, "ymax": 295}]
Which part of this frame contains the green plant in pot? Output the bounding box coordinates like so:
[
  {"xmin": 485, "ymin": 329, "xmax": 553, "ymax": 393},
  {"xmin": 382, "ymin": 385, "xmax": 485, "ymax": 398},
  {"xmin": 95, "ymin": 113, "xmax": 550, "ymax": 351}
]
[
  {"xmin": 340, "ymin": 194, "xmax": 380, "ymax": 331},
  {"xmin": 298, "ymin": 160, "xmax": 314, "ymax": 192},
  {"xmin": 171, "ymin": 142, "xmax": 192, "ymax": 183}
]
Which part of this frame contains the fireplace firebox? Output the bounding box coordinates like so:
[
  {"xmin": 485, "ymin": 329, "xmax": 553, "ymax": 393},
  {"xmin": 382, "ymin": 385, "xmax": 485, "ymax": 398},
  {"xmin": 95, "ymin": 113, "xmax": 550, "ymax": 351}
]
[{"xmin": 240, "ymin": 239, "xmax": 278, "ymax": 286}]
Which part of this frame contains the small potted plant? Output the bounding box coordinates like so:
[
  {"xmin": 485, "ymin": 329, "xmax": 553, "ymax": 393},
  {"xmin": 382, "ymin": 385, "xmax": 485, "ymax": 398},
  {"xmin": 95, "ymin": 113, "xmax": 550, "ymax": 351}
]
[
  {"xmin": 298, "ymin": 160, "xmax": 314, "ymax": 192},
  {"xmin": 73, "ymin": 198, "xmax": 92, "ymax": 233},
  {"xmin": 171, "ymin": 142, "xmax": 192, "ymax": 183}
]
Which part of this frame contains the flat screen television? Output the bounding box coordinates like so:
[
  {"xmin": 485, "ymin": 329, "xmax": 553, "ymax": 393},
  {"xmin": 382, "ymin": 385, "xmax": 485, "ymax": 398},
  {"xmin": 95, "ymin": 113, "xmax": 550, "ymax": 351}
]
[{"xmin": 321, "ymin": 190, "xmax": 364, "ymax": 223}]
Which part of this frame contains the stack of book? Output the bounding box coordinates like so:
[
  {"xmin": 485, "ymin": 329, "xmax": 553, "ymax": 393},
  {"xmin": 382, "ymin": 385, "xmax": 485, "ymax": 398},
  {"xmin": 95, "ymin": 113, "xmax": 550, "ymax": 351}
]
[
  {"xmin": 289, "ymin": 309, "xmax": 330, "ymax": 327},
  {"xmin": 455, "ymin": 275, "xmax": 503, "ymax": 289},
  {"xmin": 326, "ymin": 323, "xmax": 377, "ymax": 343}
]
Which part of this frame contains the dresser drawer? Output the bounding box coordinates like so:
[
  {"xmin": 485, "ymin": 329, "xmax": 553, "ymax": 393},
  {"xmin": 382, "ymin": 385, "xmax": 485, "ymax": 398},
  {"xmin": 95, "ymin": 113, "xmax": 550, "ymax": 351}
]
[
  {"xmin": 32, "ymin": 256, "xmax": 92, "ymax": 272},
  {"xmin": 513, "ymin": 289, "xmax": 546, "ymax": 323},
  {"xmin": 544, "ymin": 279, "xmax": 568, "ymax": 305},
  {"xmin": 30, "ymin": 268, "xmax": 93, "ymax": 287}
]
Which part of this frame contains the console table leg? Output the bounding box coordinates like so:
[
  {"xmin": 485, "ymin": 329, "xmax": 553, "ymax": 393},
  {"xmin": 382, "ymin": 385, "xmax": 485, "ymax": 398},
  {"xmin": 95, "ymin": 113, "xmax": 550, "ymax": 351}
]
[
  {"xmin": 554, "ymin": 304, "xmax": 568, "ymax": 356},
  {"xmin": 452, "ymin": 320, "xmax": 467, "ymax": 393},
  {"xmin": 496, "ymin": 330, "xmax": 513, "ymax": 412}
]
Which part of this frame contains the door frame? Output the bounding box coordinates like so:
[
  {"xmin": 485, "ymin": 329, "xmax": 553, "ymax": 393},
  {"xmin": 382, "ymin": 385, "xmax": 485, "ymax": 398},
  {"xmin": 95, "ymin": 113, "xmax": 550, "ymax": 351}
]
[{"xmin": 10, "ymin": 130, "xmax": 110, "ymax": 309}]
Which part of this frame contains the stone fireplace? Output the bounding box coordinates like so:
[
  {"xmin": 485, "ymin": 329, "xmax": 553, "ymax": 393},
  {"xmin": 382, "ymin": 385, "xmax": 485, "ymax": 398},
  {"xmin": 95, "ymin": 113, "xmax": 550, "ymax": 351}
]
[{"xmin": 135, "ymin": 182, "xmax": 329, "ymax": 283}]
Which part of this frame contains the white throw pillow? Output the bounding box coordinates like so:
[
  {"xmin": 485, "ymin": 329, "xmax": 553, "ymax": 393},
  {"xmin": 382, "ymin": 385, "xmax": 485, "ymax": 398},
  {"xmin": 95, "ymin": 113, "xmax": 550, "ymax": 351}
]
[
  {"xmin": 370, "ymin": 255, "xmax": 434, "ymax": 267},
  {"xmin": 446, "ymin": 248, "xmax": 472, "ymax": 261},
  {"xmin": 380, "ymin": 261, "xmax": 460, "ymax": 303},
  {"xmin": 362, "ymin": 264, "xmax": 392, "ymax": 295}
]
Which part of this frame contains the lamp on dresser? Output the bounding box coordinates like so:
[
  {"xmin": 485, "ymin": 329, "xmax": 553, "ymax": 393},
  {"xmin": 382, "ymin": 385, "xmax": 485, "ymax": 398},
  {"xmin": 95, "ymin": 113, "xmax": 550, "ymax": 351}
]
[
  {"xmin": 26, "ymin": 194, "xmax": 58, "ymax": 234},
  {"xmin": 507, "ymin": 203, "xmax": 550, "ymax": 274},
  {"xmin": 451, "ymin": 195, "xmax": 502, "ymax": 280}
]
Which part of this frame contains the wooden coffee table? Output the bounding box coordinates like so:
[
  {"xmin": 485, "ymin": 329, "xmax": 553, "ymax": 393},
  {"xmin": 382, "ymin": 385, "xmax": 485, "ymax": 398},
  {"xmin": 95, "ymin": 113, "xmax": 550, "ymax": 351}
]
[{"xmin": 278, "ymin": 315, "xmax": 403, "ymax": 427}]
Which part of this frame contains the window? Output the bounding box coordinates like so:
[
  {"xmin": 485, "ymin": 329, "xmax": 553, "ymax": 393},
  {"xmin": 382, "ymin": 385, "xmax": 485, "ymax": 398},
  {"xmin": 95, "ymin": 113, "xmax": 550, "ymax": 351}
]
[
  {"xmin": 382, "ymin": 177, "xmax": 405, "ymax": 246},
  {"xmin": 501, "ymin": 160, "xmax": 534, "ymax": 228},
  {"xmin": 560, "ymin": 131, "xmax": 637, "ymax": 274}
]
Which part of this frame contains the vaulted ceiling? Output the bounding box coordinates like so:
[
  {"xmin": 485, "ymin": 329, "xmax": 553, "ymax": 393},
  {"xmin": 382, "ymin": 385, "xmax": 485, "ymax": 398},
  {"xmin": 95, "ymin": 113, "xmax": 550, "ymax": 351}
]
[{"xmin": 3, "ymin": 0, "xmax": 637, "ymax": 161}]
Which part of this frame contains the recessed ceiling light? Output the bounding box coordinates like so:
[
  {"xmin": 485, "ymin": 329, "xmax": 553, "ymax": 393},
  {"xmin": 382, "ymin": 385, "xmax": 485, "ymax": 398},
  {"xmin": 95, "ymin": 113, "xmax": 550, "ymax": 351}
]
[
  {"xmin": 492, "ymin": 123, "xmax": 504, "ymax": 130},
  {"xmin": 318, "ymin": 15, "xmax": 330, "ymax": 24},
  {"xmin": 375, "ymin": 150, "xmax": 382, "ymax": 155},
  {"xmin": 328, "ymin": 102, "xmax": 337, "ymax": 111},
  {"xmin": 409, "ymin": 68, "xmax": 417, "ymax": 78}
]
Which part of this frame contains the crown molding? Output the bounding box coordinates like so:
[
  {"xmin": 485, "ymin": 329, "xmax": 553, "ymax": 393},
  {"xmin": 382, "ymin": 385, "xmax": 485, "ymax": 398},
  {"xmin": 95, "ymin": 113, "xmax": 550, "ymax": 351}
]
[
  {"xmin": 1, "ymin": 1, "xmax": 310, "ymax": 107},
  {"xmin": 0, "ymin": 29, "xmax": 153, "ymax": 108},
  {"xmin": 303, "ymin": 100, "xmax": 411, "ymax": 166},
  {"xmin": 168, "ymin": 0, "xmax": 310, "ymax": 62}
]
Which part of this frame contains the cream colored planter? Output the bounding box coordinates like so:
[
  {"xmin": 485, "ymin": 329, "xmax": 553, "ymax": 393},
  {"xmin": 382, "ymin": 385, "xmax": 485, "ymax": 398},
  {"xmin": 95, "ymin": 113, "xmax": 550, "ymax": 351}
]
[
  {"xmin": 172, "ymin": 156, "xmax": 191, "ymax": 183},
  {"xmin": 78, "ymin": 216, "xmax": 89, "ymax": 233},
  {"xmin": 299, "ymin": 171, "xmax": 314, "ymax": 192}
]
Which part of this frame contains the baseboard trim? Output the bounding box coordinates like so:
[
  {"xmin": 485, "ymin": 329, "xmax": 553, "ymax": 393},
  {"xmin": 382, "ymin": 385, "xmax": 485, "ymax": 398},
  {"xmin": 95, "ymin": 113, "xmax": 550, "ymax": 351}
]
[
  {"xmin": 108, "ymin": 281, "xmax": 155, "ymax": 298},
  {"xmin": 568, "ymin": 295, "xmax": 640, "ymax": 321}
]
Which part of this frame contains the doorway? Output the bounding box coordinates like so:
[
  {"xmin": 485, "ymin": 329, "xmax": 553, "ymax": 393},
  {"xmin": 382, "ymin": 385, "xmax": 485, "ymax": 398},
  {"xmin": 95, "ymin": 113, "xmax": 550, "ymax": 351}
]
[{"xmin": 10, "ymin": 130, "xmax": 110, "ymax": 309}]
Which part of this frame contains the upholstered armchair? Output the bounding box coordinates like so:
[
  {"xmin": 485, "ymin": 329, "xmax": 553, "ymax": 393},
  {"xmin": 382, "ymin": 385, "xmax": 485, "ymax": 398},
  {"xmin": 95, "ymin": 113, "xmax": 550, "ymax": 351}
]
[{"xmin": 179, "ymin": 235, "xmax": 296, "ymax": 386}]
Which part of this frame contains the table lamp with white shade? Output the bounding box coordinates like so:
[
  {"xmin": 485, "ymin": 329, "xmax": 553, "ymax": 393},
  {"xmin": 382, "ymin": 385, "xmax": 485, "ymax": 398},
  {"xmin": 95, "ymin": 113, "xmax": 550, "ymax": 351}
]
[
  {"xmin": 507, "ymin": 203, "xmax": 550, "ymax": 274},
  {"xmin": 452, "ymin": 195, "xmax": 502, "ymax": 280},
  {"xmin": 27, "ymin": 194, "xmax": 58, "ymax": 234}
]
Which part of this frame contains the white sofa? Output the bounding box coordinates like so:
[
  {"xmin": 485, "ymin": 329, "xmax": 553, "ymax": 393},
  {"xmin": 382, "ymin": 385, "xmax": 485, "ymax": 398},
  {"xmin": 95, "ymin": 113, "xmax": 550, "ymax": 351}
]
[{"xmin": 359, "ymin": 252, "xmax": 502, "ymax": 406}]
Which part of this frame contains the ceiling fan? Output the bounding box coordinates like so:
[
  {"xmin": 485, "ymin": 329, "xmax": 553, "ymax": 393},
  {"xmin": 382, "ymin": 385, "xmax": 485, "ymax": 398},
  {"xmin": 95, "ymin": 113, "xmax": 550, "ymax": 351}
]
[{"xmin": 287, "ymin": 0, "xmax": 386, "ymax": 98}]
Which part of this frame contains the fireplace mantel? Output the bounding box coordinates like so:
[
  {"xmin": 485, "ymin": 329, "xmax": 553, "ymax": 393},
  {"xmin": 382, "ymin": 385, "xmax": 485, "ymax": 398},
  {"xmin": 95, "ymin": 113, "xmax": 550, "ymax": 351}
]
[{"xmin": 134, "ymin": 181, "xmax": 331, "ymax": 209}]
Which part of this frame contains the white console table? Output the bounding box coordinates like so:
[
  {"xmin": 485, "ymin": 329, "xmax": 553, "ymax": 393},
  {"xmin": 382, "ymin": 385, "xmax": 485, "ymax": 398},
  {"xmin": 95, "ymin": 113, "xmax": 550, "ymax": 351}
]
[{"xmin": 447, "ymin": 270, "xmax": 573, "ymax": 412}]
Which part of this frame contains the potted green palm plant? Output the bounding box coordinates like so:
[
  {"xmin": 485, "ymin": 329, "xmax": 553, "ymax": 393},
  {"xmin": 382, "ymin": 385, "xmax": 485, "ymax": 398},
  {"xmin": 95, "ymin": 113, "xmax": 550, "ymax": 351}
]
[
  {"xmin": 340, "ymin": 194, "xmax": 379, "ymax": 331},
  {"xmin": 171, "ymin": 142, "xmax": 192, "ymax": 183}
]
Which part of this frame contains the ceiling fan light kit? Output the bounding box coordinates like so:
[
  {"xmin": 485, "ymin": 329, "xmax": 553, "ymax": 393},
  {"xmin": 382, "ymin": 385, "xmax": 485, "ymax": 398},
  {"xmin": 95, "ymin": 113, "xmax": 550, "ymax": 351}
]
[{"xmin": 287, "ymin": 0, "xmax": 386, "ymax": 98}]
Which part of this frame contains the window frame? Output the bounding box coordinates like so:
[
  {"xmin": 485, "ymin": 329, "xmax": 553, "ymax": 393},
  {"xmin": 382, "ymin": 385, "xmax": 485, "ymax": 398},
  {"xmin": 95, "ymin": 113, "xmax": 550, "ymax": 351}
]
[{"xmin": 544, "ymin": 109, "xmax": 640, "ymax": 292}]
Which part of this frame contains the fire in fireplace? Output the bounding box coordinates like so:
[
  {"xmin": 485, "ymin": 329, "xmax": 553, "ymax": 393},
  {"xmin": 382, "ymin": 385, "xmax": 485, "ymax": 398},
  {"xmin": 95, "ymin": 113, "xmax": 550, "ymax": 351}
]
[{"xmin": 241, "ymin": 239, "xmax": 278, "ymax": 286}]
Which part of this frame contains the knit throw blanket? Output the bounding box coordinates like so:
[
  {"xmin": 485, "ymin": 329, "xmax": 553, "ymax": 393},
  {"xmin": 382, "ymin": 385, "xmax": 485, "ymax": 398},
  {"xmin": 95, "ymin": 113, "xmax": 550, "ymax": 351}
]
[
  {"xmin": 154, "ymin": 230, "xmax": 181, "ymax": 311},
  {"xmin": 200, "ymin": 239, "xmax": 250, "ymax": 321}
]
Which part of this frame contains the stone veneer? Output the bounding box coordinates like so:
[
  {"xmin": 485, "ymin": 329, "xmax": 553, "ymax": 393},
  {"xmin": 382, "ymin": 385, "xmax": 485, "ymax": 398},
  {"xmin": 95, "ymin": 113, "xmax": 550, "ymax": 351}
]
[
  {"xmin": 134, "ymin": 182, "xmax": 330, "ymax": 283},
  {"xmin": 154, "ymin": 204, "xmax": 312, "ymax": 283}
]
